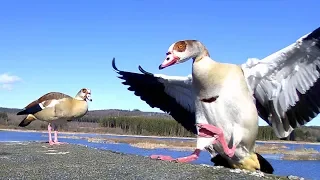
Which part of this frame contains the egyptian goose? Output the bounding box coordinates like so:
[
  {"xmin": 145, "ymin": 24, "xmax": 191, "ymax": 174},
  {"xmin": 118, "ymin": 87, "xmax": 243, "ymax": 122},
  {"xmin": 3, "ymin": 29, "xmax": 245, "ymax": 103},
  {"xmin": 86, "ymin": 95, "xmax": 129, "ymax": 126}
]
[
  {"xmin": 113, "ymin": 26, "xmax": 320, "ymax": 174},
  {"xmin": 17, "ymin": 88, "xmax": 92, "ymax": 145}
]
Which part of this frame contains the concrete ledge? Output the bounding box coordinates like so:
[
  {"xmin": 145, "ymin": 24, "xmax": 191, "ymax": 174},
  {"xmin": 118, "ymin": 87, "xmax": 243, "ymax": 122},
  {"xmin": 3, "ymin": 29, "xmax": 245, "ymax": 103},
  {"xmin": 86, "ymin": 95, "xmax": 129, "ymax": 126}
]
[{"xmin": 0, "ymin": 142, "xmax": 293, "ymax": 180}]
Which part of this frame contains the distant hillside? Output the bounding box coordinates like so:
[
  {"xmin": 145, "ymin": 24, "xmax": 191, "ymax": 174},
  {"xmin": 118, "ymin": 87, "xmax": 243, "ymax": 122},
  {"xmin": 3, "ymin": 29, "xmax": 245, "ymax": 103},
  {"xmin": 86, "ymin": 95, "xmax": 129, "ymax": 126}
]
[
  {"xmin": 0, "ymin": 107, "xmax": 319, "ymax": 142},
  {"xmin": 0, "ymin": 107, "xmax": 21, "ymax": 114},
  {"xmin": 0, "ymin": 107, "xmax": 173, "ymax": 119}
]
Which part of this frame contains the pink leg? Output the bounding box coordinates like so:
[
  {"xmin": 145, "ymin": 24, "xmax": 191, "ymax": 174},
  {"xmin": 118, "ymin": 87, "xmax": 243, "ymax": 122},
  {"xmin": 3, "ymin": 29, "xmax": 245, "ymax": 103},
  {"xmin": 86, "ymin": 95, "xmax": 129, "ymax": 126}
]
[
  {"xmin": 149, "ymin": 123, "xmax": 236, "ymax": 163},
  {"xmin": 48, "ymin": 124, "xmax": 54, "ymax": 145},
  {"xmin": 54, "ymin": 130, "xmax": 58, "ymax": 142},
  {"xmin": 197, "ymin": 123, "xmax": 236, "ymax": 158},
  {"xmin": 53, "ymin": 130, "xmax": 67, "ymax": 145},
  {"xmin": 151, "ymin": 149, "xmax": 201, "ymax": 163}
]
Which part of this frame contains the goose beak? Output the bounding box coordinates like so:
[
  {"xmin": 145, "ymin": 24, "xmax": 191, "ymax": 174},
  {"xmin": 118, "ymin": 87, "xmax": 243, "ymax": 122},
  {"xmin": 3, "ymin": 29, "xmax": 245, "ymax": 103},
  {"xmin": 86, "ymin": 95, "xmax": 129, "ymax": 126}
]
[
  {"xmin": 159, "ymin": 54, "xmax": 179, "ymax": 70},
  {"xmin": 86, "ymin": 94, "xmax": 92, "ymax": 102}
]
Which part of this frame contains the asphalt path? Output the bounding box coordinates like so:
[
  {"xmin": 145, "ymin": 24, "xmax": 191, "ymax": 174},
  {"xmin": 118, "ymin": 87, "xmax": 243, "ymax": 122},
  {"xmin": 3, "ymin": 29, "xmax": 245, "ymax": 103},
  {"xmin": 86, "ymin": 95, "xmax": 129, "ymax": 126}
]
[{"xmin": 0, "ymin": 142, "xmax": 298, "ymax": 180}]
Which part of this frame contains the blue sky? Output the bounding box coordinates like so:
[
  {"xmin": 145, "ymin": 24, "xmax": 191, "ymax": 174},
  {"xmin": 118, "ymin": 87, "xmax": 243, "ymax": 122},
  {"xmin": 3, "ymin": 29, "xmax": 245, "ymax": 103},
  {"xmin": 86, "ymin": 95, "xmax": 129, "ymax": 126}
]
[{"xmin": 0, "ymin": 0, "xmax": 319, "ymax": 126}]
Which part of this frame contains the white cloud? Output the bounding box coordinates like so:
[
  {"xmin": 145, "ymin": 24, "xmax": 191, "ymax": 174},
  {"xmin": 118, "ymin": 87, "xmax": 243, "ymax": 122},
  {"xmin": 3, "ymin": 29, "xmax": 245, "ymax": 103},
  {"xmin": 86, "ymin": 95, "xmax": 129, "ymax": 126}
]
[
  {"xmin": 0, "ymin": 73, "xmax": 22, "ymax": 90},
  {"xmin": 0, "ymin": 73, "xmax": 21, "ymax": 83},
  {"xmin": 1, "ymin": 84, "xmax": 13, "ymax": 90}
]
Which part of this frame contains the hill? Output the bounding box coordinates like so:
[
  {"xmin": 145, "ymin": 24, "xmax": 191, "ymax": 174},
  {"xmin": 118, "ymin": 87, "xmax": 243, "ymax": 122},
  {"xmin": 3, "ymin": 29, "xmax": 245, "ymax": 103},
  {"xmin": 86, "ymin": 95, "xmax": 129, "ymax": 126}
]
[
  {"xmin": 0, "ymin": 107, "xmax": 173, "ymax": 119},
  {"xmin": 0, "ymin": 106, "xmax": 319, "ymax": 142}
]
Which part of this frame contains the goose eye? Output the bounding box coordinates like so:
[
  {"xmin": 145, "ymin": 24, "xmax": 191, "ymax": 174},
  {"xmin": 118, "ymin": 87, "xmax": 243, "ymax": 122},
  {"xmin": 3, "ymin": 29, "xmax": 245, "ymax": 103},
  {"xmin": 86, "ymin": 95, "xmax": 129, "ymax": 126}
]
[{"xmin": 174, "ymin": 41, "xmax": 187, "ymax": 52}]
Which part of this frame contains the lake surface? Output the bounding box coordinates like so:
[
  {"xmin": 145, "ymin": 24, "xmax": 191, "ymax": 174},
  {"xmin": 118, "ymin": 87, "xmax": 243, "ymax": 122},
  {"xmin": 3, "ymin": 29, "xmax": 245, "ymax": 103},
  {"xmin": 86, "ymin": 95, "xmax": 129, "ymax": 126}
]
[{"xmin": 0, "ymin": 130, "xmax": 319, "ymax": 180}]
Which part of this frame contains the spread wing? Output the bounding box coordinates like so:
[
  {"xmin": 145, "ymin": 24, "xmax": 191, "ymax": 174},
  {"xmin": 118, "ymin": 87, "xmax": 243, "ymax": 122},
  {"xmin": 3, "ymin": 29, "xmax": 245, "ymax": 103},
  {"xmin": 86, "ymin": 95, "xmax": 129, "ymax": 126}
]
[
  {"xmin": 242, "ymin": 27, "xmax": 320, "ymax": 138},
  {"xmin": 112, "ymin": 58, "xmax": 197, "ymax": 134}
]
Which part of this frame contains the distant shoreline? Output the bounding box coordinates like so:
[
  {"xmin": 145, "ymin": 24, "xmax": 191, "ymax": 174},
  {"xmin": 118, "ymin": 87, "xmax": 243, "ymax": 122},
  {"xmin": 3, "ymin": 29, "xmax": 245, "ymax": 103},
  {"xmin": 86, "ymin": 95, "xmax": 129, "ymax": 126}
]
[
  {"xmin": 0, "ymin": 128, "xmax": 195, "ymax": 140},
  {"xmin": 1, "ymin": 128, "xmax": 320, "ymax": 145}
]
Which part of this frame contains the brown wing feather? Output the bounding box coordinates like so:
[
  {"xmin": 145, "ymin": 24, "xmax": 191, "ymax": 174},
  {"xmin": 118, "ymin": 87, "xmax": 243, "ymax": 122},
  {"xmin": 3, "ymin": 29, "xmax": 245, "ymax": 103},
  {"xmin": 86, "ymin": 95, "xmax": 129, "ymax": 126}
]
[{"xmin": 25, "ymin": 92, "xmax": 72, "ymax": 108}]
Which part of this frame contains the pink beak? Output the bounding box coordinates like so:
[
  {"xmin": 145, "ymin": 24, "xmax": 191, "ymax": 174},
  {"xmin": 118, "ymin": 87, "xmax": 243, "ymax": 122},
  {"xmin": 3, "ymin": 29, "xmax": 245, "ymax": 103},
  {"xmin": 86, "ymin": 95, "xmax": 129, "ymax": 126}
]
[{"xmin": 159, "ymin": 54, "xmax": 179, "ymax": 70}]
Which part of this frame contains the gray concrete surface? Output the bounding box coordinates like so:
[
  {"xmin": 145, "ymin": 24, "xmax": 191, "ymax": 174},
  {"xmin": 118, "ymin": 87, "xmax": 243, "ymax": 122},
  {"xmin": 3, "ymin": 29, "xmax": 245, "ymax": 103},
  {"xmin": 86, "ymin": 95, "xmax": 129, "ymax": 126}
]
[{"xmin": 0, "ymin": 142, "xmax": 293, "ymax": 180}]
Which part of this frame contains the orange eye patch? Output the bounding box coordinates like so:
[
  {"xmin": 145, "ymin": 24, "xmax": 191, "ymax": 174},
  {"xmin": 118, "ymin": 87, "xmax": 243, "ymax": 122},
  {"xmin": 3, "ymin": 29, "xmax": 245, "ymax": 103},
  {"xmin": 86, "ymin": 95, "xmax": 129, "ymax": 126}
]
[{"xmin": 173, "ymin": 41, "xmax": 187, "ymax": 52}]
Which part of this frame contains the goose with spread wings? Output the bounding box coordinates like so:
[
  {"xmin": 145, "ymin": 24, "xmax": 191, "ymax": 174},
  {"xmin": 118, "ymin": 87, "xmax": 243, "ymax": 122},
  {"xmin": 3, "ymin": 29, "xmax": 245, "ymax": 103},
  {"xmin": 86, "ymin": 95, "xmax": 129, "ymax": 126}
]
[{"xmin": 112, "ymin": 27, "xmax": 320, "ymax": 174}]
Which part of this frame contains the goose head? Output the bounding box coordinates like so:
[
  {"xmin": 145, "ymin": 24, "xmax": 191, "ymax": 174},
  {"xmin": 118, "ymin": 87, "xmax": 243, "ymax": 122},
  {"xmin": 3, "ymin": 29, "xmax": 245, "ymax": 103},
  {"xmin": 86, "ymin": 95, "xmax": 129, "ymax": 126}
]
[
  {"xmin": 76, "ymin": 88, "xmax": 92, "ymax": 102},
  {"xmin": 159, "ymin": 40, "xmax": 210, "ymax": 70}
]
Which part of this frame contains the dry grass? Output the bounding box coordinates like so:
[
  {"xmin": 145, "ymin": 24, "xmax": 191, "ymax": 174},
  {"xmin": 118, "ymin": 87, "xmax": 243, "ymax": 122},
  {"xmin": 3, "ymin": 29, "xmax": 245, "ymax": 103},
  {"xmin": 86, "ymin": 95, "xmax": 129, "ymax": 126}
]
[
  {"xmin": 256, "ymin": 140, "xmax": 320, "ymax": 145},
  {"xmin": 93, "ymin": 137, "xmax": 196, "ymax": 151},
  {"xmin": 255, "ymin": 143, "xmax": 320, "ymax": 160},
  {"xmin": 255, "ymin": 143, "xmax": 288, "ymax": 154},
  {"xmin": 255, "ymin": 143, "xmax": 318, "ymax": 154},
  {"xmin": 53, "ymin": 135, "xmax": 196, "ymax": 151},
  {"xmin": 282, "ymin": 153, "xmax": 320, "ymax": 160},
  {"xmin": 127, "ymin": 139, "xmax": 195, "ymax": 151}
]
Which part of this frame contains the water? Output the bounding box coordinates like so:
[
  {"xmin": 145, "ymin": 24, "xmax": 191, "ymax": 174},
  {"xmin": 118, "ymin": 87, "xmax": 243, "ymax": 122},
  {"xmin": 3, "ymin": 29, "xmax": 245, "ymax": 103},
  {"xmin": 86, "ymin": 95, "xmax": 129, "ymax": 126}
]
[
  {"xmin": 58, "ymin": 132, "xmax": 196, "ymax": 141},
  {"xmin": 0, "ymin": 130, "xmax": 319, "ymax": 179},
  {"xmin": 256, "ymin": 141, "xmax": 320, "ymax": 152}
]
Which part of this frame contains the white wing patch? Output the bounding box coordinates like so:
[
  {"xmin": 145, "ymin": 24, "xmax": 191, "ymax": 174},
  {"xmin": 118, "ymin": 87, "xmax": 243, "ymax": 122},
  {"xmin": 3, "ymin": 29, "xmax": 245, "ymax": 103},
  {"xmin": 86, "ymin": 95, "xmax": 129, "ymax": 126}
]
[
  {"xmin": 242, "ymin": 27, "xmax": 320, "ymax": 138},
  {"xmin": 40, "ymin": 99, "xmax": 61, "ymax": 108}
]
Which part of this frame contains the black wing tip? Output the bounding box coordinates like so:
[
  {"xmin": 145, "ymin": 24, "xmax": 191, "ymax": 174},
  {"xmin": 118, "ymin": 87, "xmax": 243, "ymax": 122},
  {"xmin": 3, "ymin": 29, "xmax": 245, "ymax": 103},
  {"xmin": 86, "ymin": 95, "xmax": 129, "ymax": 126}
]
[
  {"xmin": 313, "ymin": 26, "xmax": 320, "ymax": 34},
  {"xmin": 309, "ymin": 26, "xmax": 320, "ymax": 36},
  {"xmin": 18, "ymin": 118, "xmax": 31, "ymax": 127},
  {"xmin": 138, "ymin": 66, "xmax": 154, "ymax": 76},
  {"xmin": 17, "ymin": 105, "xmax": 42, "ymax": 115},
  {"xmin": 17, "ymin": 109, "xmax": 26, "ymax": 115},
  {"xmin": 112, "ymin": 57, "xmax": 150, "ymax": 76},
  {"xmin": 112, "ymin": 57, "xmax": 120, "ymax": 72},
  {"xmin": 18, "ymin": 122, "xmax": 26, "ymax": 127},
  {"xmin": 304, "ymin": 27, "xmax": 320, "ymax": 42},
  {"xmin": 256, "ymin": 153, "xmax": 274, "ymax": 174}
]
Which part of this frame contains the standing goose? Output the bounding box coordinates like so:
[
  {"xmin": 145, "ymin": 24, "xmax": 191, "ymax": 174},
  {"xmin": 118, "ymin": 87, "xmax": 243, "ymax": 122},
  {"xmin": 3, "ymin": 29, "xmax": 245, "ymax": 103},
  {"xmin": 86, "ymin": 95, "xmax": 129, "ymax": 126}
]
[
  {"xmin": 17, "ymin": 88, "xmax": 92, "ymax": 145},
  {"xmin": 113, "ymin": 26, "xmax": 320, "ymax": 174}
]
